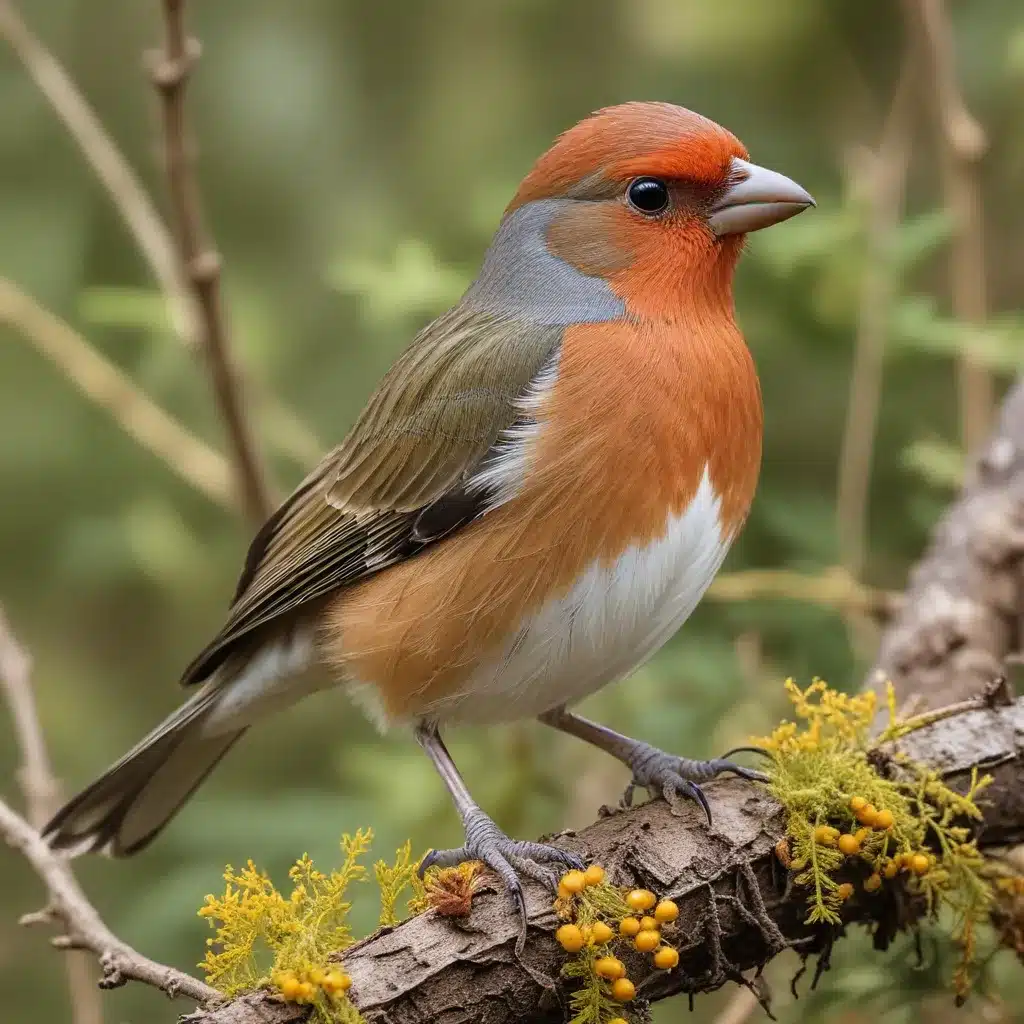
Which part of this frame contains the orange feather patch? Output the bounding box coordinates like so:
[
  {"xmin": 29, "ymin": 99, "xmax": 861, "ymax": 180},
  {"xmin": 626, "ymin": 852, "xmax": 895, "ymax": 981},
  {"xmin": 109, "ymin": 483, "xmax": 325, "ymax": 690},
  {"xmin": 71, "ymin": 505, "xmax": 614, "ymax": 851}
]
[
  {"xmin": 321, "ymin": 311, "xmax": 761, "ymax": 721},
  {"xmin": 507, "ymin": 102, "xmax": 748, "ymax": 213}
]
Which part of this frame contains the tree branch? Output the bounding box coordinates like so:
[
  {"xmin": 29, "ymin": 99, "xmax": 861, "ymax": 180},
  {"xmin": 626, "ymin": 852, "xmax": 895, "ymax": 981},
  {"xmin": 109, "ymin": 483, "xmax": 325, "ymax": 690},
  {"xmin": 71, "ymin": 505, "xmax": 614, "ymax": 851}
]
[
  {"xmin": 0, "ymin": 797, "xmax": 220, "ymax": 1005},
  {"xmin": 180, "ymin": 697, "xmax": 1024, "ymax": 1024},
  {"xmin": 0, "ymin": 276, "xmax": 237, "ymax": 511},
  {"xmin": 0, "ymin": 606, "xmax": 105, "ymax": 1024},
  {"xmin": 147, "ymin": 0, "xmax": 273, "ymax": 523},
  {"xmin": 903, "ymin": 0, "xmax": 993, "ymax": 454},
  {"xmin": 869, "ymin": 376, "xmax": 1024, "ymax": 708}
]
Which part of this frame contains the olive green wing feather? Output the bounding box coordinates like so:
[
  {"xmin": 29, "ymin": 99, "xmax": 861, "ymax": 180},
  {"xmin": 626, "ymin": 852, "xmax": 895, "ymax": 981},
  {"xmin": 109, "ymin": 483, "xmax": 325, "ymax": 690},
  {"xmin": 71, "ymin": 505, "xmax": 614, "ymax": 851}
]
[{"xmin": 180, "ymin": 307, "xmax": 562, "ymax": 685}]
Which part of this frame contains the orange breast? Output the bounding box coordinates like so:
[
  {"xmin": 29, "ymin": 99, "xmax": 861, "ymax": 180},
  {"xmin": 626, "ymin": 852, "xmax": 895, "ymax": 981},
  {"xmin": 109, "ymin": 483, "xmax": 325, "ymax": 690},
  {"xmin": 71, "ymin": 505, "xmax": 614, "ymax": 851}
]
[{"xmin": 320, "ymin": 315, "xmax": 762, "ymax": 723}]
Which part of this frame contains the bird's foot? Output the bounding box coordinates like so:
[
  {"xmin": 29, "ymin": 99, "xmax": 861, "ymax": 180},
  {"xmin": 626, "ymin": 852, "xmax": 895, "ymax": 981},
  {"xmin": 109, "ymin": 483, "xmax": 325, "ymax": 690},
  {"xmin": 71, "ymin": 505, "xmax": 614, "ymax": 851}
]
[
  {"xmin": 623, "ymin": 743, "xmax": 769, "ymax": 825},
  {"xmin": 419, "ymin": 808, "xmax": 584, "ymax": 952}
]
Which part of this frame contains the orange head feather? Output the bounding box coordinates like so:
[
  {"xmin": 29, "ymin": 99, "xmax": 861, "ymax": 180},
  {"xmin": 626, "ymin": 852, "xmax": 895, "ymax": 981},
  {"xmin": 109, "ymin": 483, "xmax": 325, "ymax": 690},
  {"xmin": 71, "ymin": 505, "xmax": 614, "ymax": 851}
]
[
  {"xmin": 507, "ymin": 102, "xmax": 748, "ymax": 213},
  {"xmin": 499, "ymin": 102, "xmax": 810, "ymax": 321}
]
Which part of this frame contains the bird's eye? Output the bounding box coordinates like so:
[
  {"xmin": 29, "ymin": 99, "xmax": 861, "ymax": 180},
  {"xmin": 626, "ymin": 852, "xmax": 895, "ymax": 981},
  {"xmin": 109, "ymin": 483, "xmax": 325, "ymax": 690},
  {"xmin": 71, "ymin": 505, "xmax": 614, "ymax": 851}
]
[{"xmin": 626, "ymin": 177, "xmax": 670, "ymax": 215}]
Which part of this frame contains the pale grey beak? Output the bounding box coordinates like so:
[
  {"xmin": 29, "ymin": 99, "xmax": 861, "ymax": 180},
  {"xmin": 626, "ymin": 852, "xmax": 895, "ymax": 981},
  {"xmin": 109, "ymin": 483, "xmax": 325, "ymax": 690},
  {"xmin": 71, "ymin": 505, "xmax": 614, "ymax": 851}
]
[{"xmin": 709, "ymin": 157, "xmax": 815, "ymax": 236}]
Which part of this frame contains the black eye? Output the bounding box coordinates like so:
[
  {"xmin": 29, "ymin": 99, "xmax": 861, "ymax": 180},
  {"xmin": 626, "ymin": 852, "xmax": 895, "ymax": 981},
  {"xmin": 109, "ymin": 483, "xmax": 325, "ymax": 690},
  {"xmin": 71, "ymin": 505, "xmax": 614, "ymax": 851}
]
[{"xmin": 626, "ymin": 177, "xmax": 670, "ymax": 215}]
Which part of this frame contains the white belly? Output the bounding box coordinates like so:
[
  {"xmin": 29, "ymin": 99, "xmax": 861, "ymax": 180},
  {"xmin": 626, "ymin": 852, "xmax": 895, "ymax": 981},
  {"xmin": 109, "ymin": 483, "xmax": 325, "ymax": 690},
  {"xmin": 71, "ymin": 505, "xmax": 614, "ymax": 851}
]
[{"xmin": 424, "ymin": 468, "xmax": 730, "ymax": 725}]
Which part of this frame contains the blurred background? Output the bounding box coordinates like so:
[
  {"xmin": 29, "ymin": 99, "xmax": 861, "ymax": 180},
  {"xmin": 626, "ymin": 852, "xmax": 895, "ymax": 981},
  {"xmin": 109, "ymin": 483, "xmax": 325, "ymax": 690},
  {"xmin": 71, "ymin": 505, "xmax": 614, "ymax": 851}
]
[{"xmin": 1, "ymin": 0, "xmax": 1023, "ymax": 1021}]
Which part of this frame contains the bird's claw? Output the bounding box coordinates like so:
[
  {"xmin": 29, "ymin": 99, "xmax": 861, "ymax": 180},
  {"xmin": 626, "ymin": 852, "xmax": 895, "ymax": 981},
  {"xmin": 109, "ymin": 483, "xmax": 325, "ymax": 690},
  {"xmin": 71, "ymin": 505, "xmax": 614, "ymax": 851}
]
[
  {"xmin": 419, "ymin": 808, "xmax": 583, "ymax": 953},
  {"xmin": 623, "ymin": 745, "xmax": 768, "ymax": 826}
]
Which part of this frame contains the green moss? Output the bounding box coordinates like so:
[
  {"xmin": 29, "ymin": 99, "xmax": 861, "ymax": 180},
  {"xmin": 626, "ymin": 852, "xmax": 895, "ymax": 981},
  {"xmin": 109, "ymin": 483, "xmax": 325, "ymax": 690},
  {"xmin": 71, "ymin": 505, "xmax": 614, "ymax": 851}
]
[{"xmin": 754, "ymin": 679, "xmax": 994, "ymax": 998}]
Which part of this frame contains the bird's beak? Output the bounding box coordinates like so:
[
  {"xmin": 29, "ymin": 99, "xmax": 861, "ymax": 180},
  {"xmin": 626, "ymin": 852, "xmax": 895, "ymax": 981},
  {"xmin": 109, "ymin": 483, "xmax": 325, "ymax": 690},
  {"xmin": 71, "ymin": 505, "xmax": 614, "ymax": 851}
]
[{"xmin": 709, "ymin": 157, "xmax": 815, "ymax": 236}]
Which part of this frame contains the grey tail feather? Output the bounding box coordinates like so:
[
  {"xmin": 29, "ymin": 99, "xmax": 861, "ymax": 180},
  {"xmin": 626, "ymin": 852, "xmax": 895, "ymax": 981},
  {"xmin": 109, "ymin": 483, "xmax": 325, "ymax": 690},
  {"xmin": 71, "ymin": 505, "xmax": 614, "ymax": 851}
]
[{"xmin": 42, "ymin": 685, "xmax": 244, "ymax": 858}]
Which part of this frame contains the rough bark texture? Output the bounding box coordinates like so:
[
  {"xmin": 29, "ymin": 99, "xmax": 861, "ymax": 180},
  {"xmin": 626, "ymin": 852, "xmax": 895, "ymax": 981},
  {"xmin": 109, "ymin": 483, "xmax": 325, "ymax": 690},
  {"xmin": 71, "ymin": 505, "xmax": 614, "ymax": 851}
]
[
  {"xmin": 181, "ymin": 698, "xmax": 1024, "ymax": 1024},
  {"xmin": 871, "ymin": 377, "xmax": 1024, "ymax": 707}
]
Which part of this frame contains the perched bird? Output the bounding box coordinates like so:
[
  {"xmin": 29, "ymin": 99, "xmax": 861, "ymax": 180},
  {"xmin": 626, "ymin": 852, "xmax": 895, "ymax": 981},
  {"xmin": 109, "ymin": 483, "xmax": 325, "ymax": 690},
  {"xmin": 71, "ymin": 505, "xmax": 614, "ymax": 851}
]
[{"xmin": 44, "ymin": 102, "xmax": 813, "ymax": 928}]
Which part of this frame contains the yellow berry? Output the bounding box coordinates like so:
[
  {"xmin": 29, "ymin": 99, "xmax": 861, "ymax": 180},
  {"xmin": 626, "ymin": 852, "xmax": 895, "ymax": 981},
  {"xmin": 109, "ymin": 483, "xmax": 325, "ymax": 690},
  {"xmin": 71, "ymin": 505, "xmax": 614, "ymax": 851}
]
[
  {"xmin": 850, "ymin": 796, "xmax": 868, "ymax": 812},
  {"xmin": 297, "ymin": 982, "xmax": 316, "ymax": 1002},
  {"xmin": 634, "ymin": 929, "xmax": 660, "ymax": 953},
  {"xmin": 308, "ymin": 967, "xmax": 325, "ymax": 985},
  {"xmin": 322, "ymin": 970, "xmax": 351, "ymax": 995},
  {"xmin": 608, "ymin": 1019, "xmax": 630, "ymax": 1024},
  {"xmin": 654, "ymin": 899, "xmax": 679, "ymax": 923},
  {"xmin": 864, "ymin": 873, "xmax": 882, "ymax": 892},
  {"xmin": 595, "ymin": 956, "xmax": 627, "ymax": 980},
  {"xmin": 854, "ymin": 828, "xmax": 871, "ymax": 843},
  {"xmin": 279, "ymin": 978, "xmax": 302, "ymax": 1000},
  {"xmin": 884, "ymin": 860, "xmax": 899, "ymax": 879},
  {"xmin": 654, "ymin": 945, "xmax": 680, "ymax": 970},
  {"xmin": 910, "ymin": 853, "xmax": 930, "ymax": 875},
  {"xmin": 611, "ymin": 978, "xmax": 637, "ymax": 1002},
  {"xmin": 856, "ymin": 804, "xmax": 878, "ymax": 826},
  {"xmin": 556, "ymin": 924, "xmax": 585, "ymax": 952},
  {"xmin": 583, "ymin": 864, "xmax": 606, "ymax": 886},
  {"xmin": 590, "ymin": 920, "xmax": 614, "ymax": 945},
  {"xmin": 836, "ymin": 882, "xmax": 854, "ymax": 900},
  {"xmin": 874, "ymin": 809, "xmax": 894, "ymax": 830},
  {"xmin": 639, "ymin": 916, "xmax": 659, "ymax": 932},
  {"xmin": 626, "ymin": 889, "xmax": 657, "ymax": 911},
  {"xmin": 837, "ymin": 834, "xmax": 860, "ymax": 856},
  {"xmin": 813, "ymin": 825, "xmax": 838, "ymax": 847},
  {"xmin": 619, "ymin": 916, "xmax": 641, "ymax": 937},
  {"xmin": 560, "ymin": 870, "xmax": 587, "ymax": 894}
]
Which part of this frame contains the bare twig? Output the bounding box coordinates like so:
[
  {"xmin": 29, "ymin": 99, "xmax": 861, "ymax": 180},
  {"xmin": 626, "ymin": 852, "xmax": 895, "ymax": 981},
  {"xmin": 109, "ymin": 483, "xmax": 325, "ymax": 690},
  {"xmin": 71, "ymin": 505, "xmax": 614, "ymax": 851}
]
[
  {"xmin": 0, "ymin": 798, "xmax": 220, "ymax": 1004},
  {"xmin": 0, "ymin": 607, "xmax": 60, "ymax": 826},
  {"xmin": 0, "ymin": 277, "xmax": 236, "ymax": 510},
  {"xmin": 0, "ymin": 0, "xmax": 197, "ymax": 347},
  {"xmin": 708, "ymin": 567, "xmax": 900, "ymax": 620},
  {"xmin": 0, "ymin": 611, "xmax": 215, "ymax": 1005},
  {"xmin": 0, "ymin": 1, "xmax": 322, "ymax": 471},
  {"xmin": 147, "ymin": 0, "xmax": 272, "ymax": 523},
  {"xmin": 904, "ymin": 0, "xmax": 992, "ymax": 454},
  {"xmin": 0, "ymin": 607, "xmax": 104, "ymax": 1024},
  {"xmin": 711, "ymin": 986, "xmax": 760, "ymax": 1024},
  {"xmin": 835, "ymin": 55, "xmax": 916, "ymax": 635}
]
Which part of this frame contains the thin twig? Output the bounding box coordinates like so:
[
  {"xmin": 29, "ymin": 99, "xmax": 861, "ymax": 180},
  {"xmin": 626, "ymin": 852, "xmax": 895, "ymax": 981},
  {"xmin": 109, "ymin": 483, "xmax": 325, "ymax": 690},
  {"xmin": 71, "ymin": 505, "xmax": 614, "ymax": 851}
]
[
  {"xmin": 836, "ymin": 57, "xmax": 916, "ymax": 587},
  {"xmin": 0, "ymin": 0, "xmax": 197, "ymax": 347},
  {"xmin": 711, "ymin": 983, "xmax": 760, "ymax": 1024},
  {"xmin": 0, "ymin": 798, "xmax": 220, "ymax": 1004},
  {"xmin": 148, "ymin": 0, "xmax": 272, "ymax": 523},
  {"xmin": 0, "ymin": 277, "xmax": 236, "ymax": 510},
  {"xmin": 905, "ymin": 0, "xmax": 991, "ymax": 455},
  {"xmin": 707, "ymin": 567, "xmax": 901, "ymax": 620},
  {"xmin": 0, "ymin": 608, "xmax": 105, "ymax": 1024},
  {"xmin": 0, "ymin": 1, "xmax": 322, "ymax": 471}
]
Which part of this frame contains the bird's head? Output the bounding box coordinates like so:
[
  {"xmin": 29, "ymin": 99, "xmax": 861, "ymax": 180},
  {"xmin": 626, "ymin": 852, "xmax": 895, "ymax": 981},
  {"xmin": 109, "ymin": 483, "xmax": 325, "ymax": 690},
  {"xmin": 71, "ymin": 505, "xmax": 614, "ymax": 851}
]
[{"xmin": 464, "ymin": 101, "xmax": 814, "ymax": 324}]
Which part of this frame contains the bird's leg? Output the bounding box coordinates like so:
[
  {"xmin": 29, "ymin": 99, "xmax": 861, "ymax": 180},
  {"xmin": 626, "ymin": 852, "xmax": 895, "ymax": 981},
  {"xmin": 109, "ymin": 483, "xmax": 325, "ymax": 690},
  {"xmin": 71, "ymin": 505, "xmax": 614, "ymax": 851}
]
[
  {"xmin": 415, "ymin": 721, "xmax": 583, "ymax": 949},
  {"xmin": 538, "ymin": 706, "xmax": 766, "ymax": 825}
]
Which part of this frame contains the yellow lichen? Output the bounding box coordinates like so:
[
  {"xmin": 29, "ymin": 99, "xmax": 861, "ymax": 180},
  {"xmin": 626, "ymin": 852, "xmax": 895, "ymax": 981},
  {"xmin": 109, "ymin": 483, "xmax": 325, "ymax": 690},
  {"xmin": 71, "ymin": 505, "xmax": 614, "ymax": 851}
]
[
  {"xmin": 753, "ymin": 678, "xmax": 995, "ymax": 997},
  {"xmin": 373, "ymin": 839, "xmax": 427, "ymax": 927},
  {"xmin": 198, "ymin": 830, "xmax": 373, "ymax": 1023}
]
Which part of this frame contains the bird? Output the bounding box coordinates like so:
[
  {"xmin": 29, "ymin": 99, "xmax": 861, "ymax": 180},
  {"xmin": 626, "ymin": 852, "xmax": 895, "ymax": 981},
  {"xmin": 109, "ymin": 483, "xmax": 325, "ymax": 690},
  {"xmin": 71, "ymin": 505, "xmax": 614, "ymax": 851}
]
[{"xmin": 44, "ymin": 101, "xmax": 813, "ymax": 931}]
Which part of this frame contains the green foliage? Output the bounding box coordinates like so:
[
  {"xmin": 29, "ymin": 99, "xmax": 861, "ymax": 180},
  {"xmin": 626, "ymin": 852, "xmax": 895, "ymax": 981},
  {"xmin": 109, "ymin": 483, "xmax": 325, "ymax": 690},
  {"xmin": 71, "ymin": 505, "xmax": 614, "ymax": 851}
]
[{"xmin": 755, "ymin": 681, "xmax": 995, "ymax": 998}]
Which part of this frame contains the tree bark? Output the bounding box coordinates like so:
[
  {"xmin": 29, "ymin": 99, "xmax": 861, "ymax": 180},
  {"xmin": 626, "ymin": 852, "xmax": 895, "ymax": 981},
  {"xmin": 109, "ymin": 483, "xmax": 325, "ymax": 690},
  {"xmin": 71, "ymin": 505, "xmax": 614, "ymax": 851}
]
[
  {"xmin": 870, "ymin": 377, "xmax": 1024, "ymax": 708},
  {"xmin": 183, "ymin": 697, "xmax": 1024, "ymax": 1024}
]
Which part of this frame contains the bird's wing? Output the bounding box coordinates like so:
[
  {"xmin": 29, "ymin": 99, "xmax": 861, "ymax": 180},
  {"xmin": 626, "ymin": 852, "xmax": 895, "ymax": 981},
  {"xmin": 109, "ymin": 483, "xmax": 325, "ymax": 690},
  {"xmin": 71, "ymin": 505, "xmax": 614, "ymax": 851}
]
[{"xmin": 180, "ymin": 306, "xmax": 563, "ymax": 685}]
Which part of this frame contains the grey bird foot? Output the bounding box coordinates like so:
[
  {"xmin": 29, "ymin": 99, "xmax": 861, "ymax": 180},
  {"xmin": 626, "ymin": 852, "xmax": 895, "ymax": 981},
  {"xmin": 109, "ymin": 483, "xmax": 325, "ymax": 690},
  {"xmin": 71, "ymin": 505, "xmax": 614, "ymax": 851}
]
[
  {"xmin": 623, "ymin": 743, "xmax": 769, "ymax": 825},
  {"xmin": 419, "ymin": 808, "xmax": 584, "ymax": 952}
]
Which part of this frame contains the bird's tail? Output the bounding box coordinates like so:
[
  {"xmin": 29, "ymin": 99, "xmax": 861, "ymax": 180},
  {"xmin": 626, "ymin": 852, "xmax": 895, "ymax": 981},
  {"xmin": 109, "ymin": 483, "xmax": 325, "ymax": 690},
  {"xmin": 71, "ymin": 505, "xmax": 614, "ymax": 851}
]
[{"xmin": 42, "ymin": 683, "xmax": 244, "ymax": 858}]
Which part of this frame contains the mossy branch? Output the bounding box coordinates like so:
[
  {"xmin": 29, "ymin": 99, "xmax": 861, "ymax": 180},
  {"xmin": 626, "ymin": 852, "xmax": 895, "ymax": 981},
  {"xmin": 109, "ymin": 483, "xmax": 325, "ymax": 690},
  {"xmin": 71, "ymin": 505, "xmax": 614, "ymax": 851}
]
[{"xmin": 182, "ymin": 696, "xmax": 1024, "ymax": 1024}]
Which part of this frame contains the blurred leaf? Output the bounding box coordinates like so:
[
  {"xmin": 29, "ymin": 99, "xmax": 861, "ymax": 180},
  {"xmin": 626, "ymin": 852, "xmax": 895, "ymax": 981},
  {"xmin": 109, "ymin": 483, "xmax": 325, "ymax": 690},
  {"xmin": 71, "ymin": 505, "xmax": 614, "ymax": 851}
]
[
  {"xmin": 889, "ymin": 295, "xmax": 1024, "ymax": 371},
  {"xmin": 885, "ymin": 210, "xmax": 953, "ymax": 271},
  {"xmin": 79, "ymin": 286, "xmax": 173, "ymax": 334},
  {"xmin": 902, "ymin": 438, "xmax": 965, "ymax": 490},
  {"xmin": 326, "ymin": 239, "xmax": 470, "ymax": 328}
]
